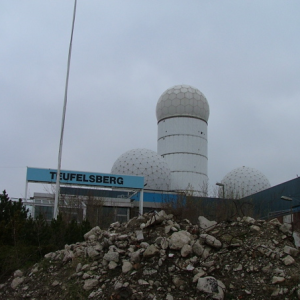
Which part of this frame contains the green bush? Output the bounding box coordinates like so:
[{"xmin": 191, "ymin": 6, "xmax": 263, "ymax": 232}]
[{"xmin": 0, "ymin": 190, "xmax": 91, "ymax": 281}]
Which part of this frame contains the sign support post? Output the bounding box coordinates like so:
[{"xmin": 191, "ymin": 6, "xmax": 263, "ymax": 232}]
[{"xmin": 139, "ymin": 189, "xmax": 144, "ymax": 216}]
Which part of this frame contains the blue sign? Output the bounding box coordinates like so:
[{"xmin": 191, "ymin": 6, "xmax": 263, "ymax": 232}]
[{"xmin": 26, "ymin": 167, "xmax": 144, "ymax": 189}]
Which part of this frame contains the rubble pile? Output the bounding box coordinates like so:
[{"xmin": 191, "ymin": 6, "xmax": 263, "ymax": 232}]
[{"xmin": 1, "ymin": 211, "xmax": 300, "ymax": 299}]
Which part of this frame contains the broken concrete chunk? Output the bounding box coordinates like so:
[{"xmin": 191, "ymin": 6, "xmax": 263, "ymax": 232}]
[
  {"xmin": 143, "ymin": 244, "xmax": 159, "ymax": 258},
  {"xmin": 122, "ymin": 261, "xmax": 133, "ymax": 273},
  {"xmin": 169, "ymin": 231, "xmax": 191, "ymax": 250},
  {"xmin": 283, "ymin": 245, "xmax": 299, "ymax": 257},
  {"xmin": 197, "ymin": 276, "xmax": 225, "ymax": 300},
  {"xmin": 13, "ymin": 270, "xmax": 23, "ymax": 278},
  {"xmin": 84, "ymin": 226, "xmax": 101, "ymax": 241},
  {"xmin": 135, "ymin": 230, "xmax": 144, "ymax": 241},
  {"xmin": 181, "ymin": 244, "xmax": 192, "ymax": 257},
  {"xmin": 83, "ymin": 279, "xmax": 99, "ymax": 291},
  {"xmin": 200, "ymin": 234, "xmax": 222, "ymax": 249},
  {"xmin": 103, "ymin": 251, "xmax": 119, "ymax": 263},
  {"xmin": 242, "ymin": 216, "xmax": 255, "ymax": 224},
  {"xmin": 279, "ymin": 223, "xmax": 292, "ymax": 234},
  {"xmin": 271, "ymin": 276, "xmax": 285, "ymax": 284},
  {"xmin": 250, "ymin": 225, "xmax": 260, "ymax": 232},
  {"xmin": 198, "ymin": 216, "xmax": 217, "ymax": 232},
  {"xmin": 11, "ymin": 277, "xmax": 24, "ymax": 290},
  {"xmin": 282, "ymin": 255, "xmax": 295, "ymax": 265}
]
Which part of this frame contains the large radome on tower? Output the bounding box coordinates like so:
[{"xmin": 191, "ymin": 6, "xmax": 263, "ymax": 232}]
[{"xmin": 156, "ymin": 85, "xmax": 209, "ymax": 193}]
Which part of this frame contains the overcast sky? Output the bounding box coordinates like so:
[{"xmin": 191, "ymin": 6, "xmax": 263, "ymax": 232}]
[{"xmin": 1, "ymin": 1, "xmax": 300, "ymax": 198}]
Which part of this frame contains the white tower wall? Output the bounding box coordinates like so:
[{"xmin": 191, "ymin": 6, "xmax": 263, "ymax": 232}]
[
  {"xmin": 158, "ymin": 117, "xmax": 208, "ymax": 192},
  {"xmin": 156, "ymin": 85, "xmax": 209, "ymax": 194}
]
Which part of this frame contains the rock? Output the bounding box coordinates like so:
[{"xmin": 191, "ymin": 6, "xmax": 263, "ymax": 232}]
[
  {"xmin": 31, "ymin": 266, "xmax": 39, "ymax": 273},
  {"xmin": 197, "ymin": 276, "xmax": 224, "ymax": 300},
  {"xmin": 143, "ymin": 244, "xmax": 159, "ymax": 257},
  {"xmin": 140, "ymin": 242, "xmax": 149, "ymax": 249},
  {"xmin": 76, "ymin": 262, "xmax": 82, "ymax": 272},
  {"xmin": 63, "ymin": 250, "xmax": 74, "ymax": 262},
  {"xmin": 293, "ymin": 231, "xmax": 300, "ymax": 248},
  {"xmin": 87, "ymin": 246, "xmax": 100, "ymax": 259},
  {"xmin": 198, "ymin": 216, "xmax": 217, "ymax": 232},
  {"xmin": 108, "ymin": 261, "xmax": 118, "ymax": 269},
  {"xmin": 250, "ymin": 225, "xmax": 260, "ymax": 232},
  {"xmin": 262, "ymin": 263, "xmax": 272, "ymax": 273},
  {"xmin": 271, "ymin": 287, "xmax": 281, "ymax": 297},
  {"xmin": 186, "ymin": 264, "xmax": 194, "ymax": 271},
  {"xmin": 272, "ymin": 276, "xmax": 285, "ymax": 284},
  {"xmin": 52, "ymin": 280, "xmax": 60, "ymax": 286},
  {"xmin": 122, "ymin": 261, "xmax": 133, "ymax": 273},
  {"xmin": 87, "ymin": 234, "xmax": 96, "ymax": 241},
  {"xmin": 269, "ymin": 218, "xmax": 282, "ymax": 226},
  {"xmin": 82, "ymin": 273, "xmax": 90, "ymax": 279},
  {"xmin": 84, "ymin": 226, "xmax": 101, "ymax": 241},
  {"xmin": 283, "ymin": 245, "xmax": 299, "ymax": 257},
  {"xmin": 145, "ymin": 211, "xmax": 166, "ymax": 227},
  {"xmin": 165, "ymin": 225, "xmax": 172, "ymax": 234},
  {"xmin": 192, "ymin": 240, "xmax": 205, "ymax": 256},
  {"xmin": 233, "ymin": 264, "xmax": 242, "ymax": 271},
  {"xmin": 135, "ymin": 230, "xmax": 144, "ymax": 241},
  {"xmin": 103, "ymin": 251, "xmax": 119, "ymax": 262},
  {"xmin": 282, "ymin": 255, "xmax": 295, "ymax": 265},
  {"xmin": 83, "ymin": 279, "xmax": 99, "ymax": 291},
  {"xmin": 11, "ymin": 277, "xmax": 24, "ymax": 289},
  {"xmin": 279, "ymin": 223, "xmax": 292, "ymax": 234},
  {"xmin": 273, "ymin": 268, "xmax": 285, "ymax": 276},
  {"xmin": 143, "ymin": 268, "xmax": 157, "ymax": 276},
  {"xmin": 88, "ymin": 288, "xmax": 103, "ymax": 298},
  {"xmin": 81, "ymin": 264, "xmax": 90, "ymax": 271},
  {"xmin": 200, "ymin": 234, "xmax": 222, "ymax": 249},
  {"xmin": 138, "ymin": 279, "xmax": 149, "ymax": 285},
  {"xmin": 14, "ymin": 270, "xmax": 23, "ymax": 277},
  {"xmin": 172, "ymin": 276, "xmax": 185, "ymax": 287},
  {"xmin": 129, "ymin": 249, "xmax": 141, "ymax": 263},
  {"xmin": 169, "ymin": 231, "xmax": 191, "ymax": 250},
  {"xmin": 242, "ymin": 216, "xmax": 255, "ymax": 224},
  {"xmin": 193, "ymin": 269, "xmax": 206, "ymax": 282},
  {"xmin": 110, "ymin": 222, "xmax": 120, "ymax": 229},
  {"xmin": 181, "ymin": 244, "xmax": 192, "ymax": 257},
  {"xmin": 161, "ymin": 237, "xmax": 169, "ymax": 249},
  {"xmin": 44, "ymin": 252, "xmax": 55, "ymax": 260},
  {"xmin": 117, "ymin": 234, "xmax": 128, "ymax": 241}
]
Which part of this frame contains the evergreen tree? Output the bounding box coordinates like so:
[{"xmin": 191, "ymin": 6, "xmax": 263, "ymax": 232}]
[{"xmin": 0, "ymin": 190, "xmax": 28, "ymax": 245}]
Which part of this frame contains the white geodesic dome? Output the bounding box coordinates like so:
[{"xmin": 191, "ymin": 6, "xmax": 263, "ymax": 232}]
[
  {"xmin": 220, "ymin": 166, "xmax": 271, "ymax": 198},
  {"xmin": 111, "ymin": 148, "xmax": 171, "ymax": 190},
  {"xmin": 156, "ymin": 84, "xmax": 210, "ymax": 123}
]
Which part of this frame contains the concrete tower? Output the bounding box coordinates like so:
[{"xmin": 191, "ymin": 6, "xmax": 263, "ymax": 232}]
[{"xmin": 156, "ymin": 84, "xmax": 210, "ymax": 194}]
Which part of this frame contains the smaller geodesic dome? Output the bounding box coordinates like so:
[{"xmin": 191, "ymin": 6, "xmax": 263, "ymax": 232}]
[
  {"xmin": 220, "ymin": 166, "xmax": 271, "ymax": 198},
  {"xmin": 111, "ymin": 148, "xmax": 171, "ymax": 190}
]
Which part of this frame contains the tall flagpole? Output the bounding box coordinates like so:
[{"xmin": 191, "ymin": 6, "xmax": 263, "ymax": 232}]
[{"xmin": 54, "ymin": 0, "xmax": 77, "ymax": 219}]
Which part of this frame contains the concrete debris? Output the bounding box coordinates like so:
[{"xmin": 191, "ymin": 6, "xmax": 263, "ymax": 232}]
[
  {"xmin": 13, "ymin": 270, "xmax": 23, "ymax": 278},
  {"xmin": 10, "ymin": 277, "xmax": 24, "ymax": 290},
  {"xmin": 1, "ymin": 211, "xmax": 300, "ymax": 299}
]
